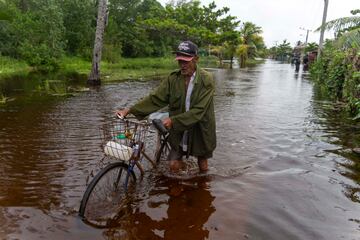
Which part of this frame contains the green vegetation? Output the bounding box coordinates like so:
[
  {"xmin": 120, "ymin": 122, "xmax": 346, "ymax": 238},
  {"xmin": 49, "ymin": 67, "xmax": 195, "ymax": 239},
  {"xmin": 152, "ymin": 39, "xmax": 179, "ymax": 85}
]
[
  {"xmin": 268, "ymin": 40, "xmax": 293, "ymax": 61},
  {"xmin": 0, "ymin": 0, "xmax": 266, "ymax": 79},
  {"xmin": 305, "ymin": 42, "xmax": 319, "ymax": 53},
  {"xmin": 236, "ymin": 22, "xmax": 266, "ymax": 68},
  {"xmin": 0, "ymin": 55, "xmax": 31, "ymax": 76},
  {"xmin": 310, "ymin": 9, "xmax": 360, "ymax": 119},
  {"xmin": 100, "ymin": 57, "xmax": 177, "ymax": 81},
  {"xmin": 268, "ymin": 40, "xmax": 318, "ymax": 62},
  {"xmin": 1, "ymin": 55, "xmax": 219, "ymax": 82},
  {"xmin": 245, "ymin": 58, "xmax": 266, "ymax": 67}
]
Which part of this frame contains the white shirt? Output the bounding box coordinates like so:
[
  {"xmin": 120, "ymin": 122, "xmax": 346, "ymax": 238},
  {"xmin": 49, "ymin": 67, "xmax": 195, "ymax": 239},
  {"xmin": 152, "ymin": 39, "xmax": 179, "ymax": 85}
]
[{"xmin": 181, "ymin": 71, "xmax": 196, "ymax": 152}]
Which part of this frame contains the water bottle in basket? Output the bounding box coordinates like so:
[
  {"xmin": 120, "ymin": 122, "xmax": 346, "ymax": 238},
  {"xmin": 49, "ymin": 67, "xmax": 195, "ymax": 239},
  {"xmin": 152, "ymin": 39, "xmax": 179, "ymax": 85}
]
[{"xmin": 102, "ymin": 120, "xmax": 134, "ymax": 161}]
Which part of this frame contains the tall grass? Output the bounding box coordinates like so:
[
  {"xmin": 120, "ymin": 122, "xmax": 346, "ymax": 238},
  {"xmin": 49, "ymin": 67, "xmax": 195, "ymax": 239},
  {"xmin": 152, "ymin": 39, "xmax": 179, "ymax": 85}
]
[
  {"xmin": 103, "ymin": 57, "xmax": 178, "ymax": 81},
  {"xmin": 59, "ymin": 56, "xmax": 91, "ymax": 74},
  {"xmin": 199, "ymin": 55, "xmax": 219, "ymax": 68},
  {"xmin": 2, "ymin": 55, "xmax": 221, "ymax": 82},
  {"xmin": 106, "ymin": 57, "xmax": 177, "ymax": 70},
  {"xmin": 0, "ymin": 55, "xmax": 30, "ymax": 76}
]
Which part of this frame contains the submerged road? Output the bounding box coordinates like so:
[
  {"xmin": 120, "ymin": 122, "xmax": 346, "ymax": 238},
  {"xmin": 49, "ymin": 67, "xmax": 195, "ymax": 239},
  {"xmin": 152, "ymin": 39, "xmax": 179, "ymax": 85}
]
[{"xmin": 0, "ymin": 60, "xmax": 359, "ymax": 239}]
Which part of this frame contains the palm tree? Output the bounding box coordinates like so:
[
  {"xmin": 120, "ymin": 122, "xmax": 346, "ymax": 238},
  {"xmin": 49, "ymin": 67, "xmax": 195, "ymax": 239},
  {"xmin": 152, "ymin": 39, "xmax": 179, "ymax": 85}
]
[
  {"xmin": 305, "ymin": 42, "xmax": 319, "ymax": 53},
  {"xmin": 209, "ymin": 45, "xmax": 225, "ymax": 67},
  {"xmin": 237, "ymin": 22, "xmax": 262, "ymax": 67},
  {"xmin": 276, "ymin": 40, "xmax": 292, "ymax": 61},
  {"xmin": 221, "ymin": 30, "xmax": 240, "ymax": 69},
  {"xmin": 317, "ymin": 9, "xmax": 360, "ymax": 49}
]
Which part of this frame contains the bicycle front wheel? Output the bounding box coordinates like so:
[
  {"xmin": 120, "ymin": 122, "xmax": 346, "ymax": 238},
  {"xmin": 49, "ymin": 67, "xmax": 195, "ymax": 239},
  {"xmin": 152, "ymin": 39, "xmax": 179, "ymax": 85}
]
[{"xmin": 79, "ymin": 162, "xmax": 136, "ymax": 226}]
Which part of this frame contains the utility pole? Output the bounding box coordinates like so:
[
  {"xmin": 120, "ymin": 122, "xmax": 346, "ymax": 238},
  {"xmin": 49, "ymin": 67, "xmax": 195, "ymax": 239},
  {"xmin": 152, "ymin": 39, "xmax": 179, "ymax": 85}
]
[
  {"xmin": 300, "ymin": 27, "xmax": 311, "ymax": 60},
  {"xmin": 300, "ymin": 27, "xmax": 311, "ymax": 46},
  {"xmin": 318, "ymin": 0, "xmax": 329, "ymax": 59},
  {"xmin": 304, "ymin": 29, "xmax": 310, "ymax": 46}
]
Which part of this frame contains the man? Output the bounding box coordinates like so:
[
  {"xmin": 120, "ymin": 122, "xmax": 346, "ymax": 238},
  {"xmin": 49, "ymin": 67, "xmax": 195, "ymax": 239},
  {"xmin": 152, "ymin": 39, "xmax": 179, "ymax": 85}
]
[
  {"xmin": 308, "ymin": 51, "xmax": 317, "ymax": 65},
  {"xmin": 303, "ymin": 53, "xmax": 309, "ymax": 71},
  {"xmin": 117, "ymin": 40, "xmax": 216, "ymax": 173}
]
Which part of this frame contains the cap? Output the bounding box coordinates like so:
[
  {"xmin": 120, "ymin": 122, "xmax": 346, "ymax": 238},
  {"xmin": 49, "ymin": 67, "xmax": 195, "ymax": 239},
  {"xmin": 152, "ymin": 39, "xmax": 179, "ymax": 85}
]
[{"xmin": 174, "ymin": 41, "xmax": 198, "ymax": 61}]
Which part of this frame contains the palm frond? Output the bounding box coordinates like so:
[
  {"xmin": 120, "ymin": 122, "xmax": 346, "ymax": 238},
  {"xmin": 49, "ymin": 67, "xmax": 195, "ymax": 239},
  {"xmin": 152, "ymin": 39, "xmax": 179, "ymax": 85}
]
[
  {"xmin": 334, "ymin": 28, "xmax": 360, "ymax": 49},
  {"xmin": 316, "ymin": 16, "xmax": 360, "ymax": 32}
]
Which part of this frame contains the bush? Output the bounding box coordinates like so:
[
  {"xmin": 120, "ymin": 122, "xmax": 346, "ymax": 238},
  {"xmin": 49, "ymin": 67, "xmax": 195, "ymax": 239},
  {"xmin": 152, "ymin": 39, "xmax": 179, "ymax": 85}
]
[
  {"xmin": 103, "ymin": 44, "xmax": 122, "ymax": 63},
  {"xmin": 326, "ymin": 51, "xmax": 346, "ymax": 99},
  {"xmin": 343, "ymin": 50, "xmax": 360, "ymax": 118},
  {"xmin": 310, "ymin": 47, "xmax": 360, "ymax": 118},
  {"xmin": 8, "ymin": 1, "xmax": 65, "ymax": 72},
  {"xmin": 19, "ymin": 42, "xmax": 61, "ymax": 72}
]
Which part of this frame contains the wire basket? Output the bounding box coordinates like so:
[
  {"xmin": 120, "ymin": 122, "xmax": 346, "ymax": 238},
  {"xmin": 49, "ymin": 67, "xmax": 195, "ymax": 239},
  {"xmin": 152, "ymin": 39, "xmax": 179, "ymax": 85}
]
[{"xmin": 100, "ymin": 118, "xmax": 150, "ymax": 161}]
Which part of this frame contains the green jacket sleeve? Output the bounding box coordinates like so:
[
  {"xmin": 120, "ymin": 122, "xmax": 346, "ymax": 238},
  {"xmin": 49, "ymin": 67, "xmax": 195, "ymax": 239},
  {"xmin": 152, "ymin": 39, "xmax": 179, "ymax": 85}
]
[
  {"xmin": 171, "ymin": 84, "xmax": 214, "ymax": 132},
  {"xmin": 129, "ymin": 77, "xmax": 170, "ymax": 119}
]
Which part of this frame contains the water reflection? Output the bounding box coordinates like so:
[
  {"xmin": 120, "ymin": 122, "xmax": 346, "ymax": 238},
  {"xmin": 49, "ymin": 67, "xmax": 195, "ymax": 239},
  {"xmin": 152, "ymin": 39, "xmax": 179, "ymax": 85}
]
[
  {"xmin": 0, "ymin": 60, "xmax": 360, "ymax": 239},
  {"xmin": 0, "ymin": 97, "xmax": 64, "ymax": 208},
  {"xmin": 0, "ymin": 72, "xmax": 88, "ymax": 103},
  {"xmin": 310, "ymin": 85, "xmax": 360, "ymax": 203},
  {"xmin": 106, "ymin": 176, "xmax": 215, "ymax": 240}
]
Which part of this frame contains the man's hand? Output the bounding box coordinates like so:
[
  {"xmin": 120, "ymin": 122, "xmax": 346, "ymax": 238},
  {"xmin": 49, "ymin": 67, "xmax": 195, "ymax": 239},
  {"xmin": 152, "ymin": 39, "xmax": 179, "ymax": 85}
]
[
  {"xmin": 116, "ymin": 108, "xmax": 130, "ymax": 119},
  {"xmin": 162, "ymin": 117, "xmax": 173, "ymax": 129}
]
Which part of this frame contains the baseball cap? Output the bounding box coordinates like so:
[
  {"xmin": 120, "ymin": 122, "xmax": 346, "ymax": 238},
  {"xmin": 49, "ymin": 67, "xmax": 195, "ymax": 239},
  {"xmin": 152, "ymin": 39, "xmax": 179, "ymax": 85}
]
[{"xmin": 174, "ymin": 41, "xmax": 198, "ymax": 61}]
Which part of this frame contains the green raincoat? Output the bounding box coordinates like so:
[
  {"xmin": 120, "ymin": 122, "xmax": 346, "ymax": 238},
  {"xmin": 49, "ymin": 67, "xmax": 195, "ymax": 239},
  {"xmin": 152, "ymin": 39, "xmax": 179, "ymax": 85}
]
[{"xmin": 129, "ymin": 67, "xmax": 216, "ymax": 158}]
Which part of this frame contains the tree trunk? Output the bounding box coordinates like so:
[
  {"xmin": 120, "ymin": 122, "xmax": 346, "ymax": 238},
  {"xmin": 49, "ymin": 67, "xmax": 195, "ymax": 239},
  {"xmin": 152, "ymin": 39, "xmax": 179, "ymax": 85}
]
[
  {"xmin": 240, "ymin": 53, "xmax": 247, "ymax": 68},
  {"xmin": 88, "ymin": 0, "xmax": 108, "ymax": 86}
]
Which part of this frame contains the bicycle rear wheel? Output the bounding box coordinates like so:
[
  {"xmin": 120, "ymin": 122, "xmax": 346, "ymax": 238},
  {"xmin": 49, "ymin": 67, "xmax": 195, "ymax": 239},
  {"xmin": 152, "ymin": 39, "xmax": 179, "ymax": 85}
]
[{"xmin": 79, "ymin": 162, "xmax": 136, "ymax": 226}]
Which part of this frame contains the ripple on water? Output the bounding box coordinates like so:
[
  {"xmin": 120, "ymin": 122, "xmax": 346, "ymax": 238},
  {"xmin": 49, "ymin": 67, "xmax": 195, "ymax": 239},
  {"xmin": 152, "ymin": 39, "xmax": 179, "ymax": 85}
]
[{"xmin": 0, "ymin": 61, "xmax": 359, "ymax": 239}]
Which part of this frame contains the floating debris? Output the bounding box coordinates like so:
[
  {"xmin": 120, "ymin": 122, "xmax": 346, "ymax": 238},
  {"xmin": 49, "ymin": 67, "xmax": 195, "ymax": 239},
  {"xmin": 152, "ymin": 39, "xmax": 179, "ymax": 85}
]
[
  {"xmin": 352, "ymin": 148, "xmax": 360, "ymax": 155},
  {"xmin": 0, "ymin": 94, "xmax": 15, "ymax": 104},
  {"xmin": 225, "ymin": 90, "xmax": 235, "ymax": 97}
]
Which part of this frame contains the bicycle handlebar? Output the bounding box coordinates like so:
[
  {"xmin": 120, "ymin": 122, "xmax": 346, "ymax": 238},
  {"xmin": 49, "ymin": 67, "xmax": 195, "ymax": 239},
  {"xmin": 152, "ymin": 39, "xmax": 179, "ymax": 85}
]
[
  {"xmin": 114, "ymin": 114, "xmax": 150, "ymax": 125},
  {"xmin": 115, "ymin": 113, "xmax": 168, "ymax": 135},
  {"xmin": 152, "ymin": 119, "xmax": 168, "ymax": 135}
]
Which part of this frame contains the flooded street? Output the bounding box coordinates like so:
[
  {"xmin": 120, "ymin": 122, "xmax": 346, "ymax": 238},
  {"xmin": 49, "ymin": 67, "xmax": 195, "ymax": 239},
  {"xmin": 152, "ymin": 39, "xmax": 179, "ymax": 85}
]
[{"xmin": 0, "ymin": 60, "xmax": 359, "ymax": 239}]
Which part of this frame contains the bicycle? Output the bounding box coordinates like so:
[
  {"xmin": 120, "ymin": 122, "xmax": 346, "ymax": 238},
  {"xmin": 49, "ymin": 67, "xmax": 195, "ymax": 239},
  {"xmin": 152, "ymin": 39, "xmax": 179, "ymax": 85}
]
[{"xmin": 78, "ymin": 115, "xmax": 170, "ymax": 226}]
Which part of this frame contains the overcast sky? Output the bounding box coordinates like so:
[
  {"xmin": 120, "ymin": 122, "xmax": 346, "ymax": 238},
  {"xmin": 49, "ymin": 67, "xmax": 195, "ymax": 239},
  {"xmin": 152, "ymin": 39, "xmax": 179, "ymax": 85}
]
[{"xmin": 158, "ymin": 0, "xmax": 359, "ymax": 47}]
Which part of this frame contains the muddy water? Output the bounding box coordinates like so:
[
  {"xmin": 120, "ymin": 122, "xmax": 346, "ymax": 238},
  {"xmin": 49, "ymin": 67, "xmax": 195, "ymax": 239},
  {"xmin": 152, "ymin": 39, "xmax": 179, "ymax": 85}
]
[{"xmin": 0, "ymin": 60, "xmax": 359, "ymax": 240}]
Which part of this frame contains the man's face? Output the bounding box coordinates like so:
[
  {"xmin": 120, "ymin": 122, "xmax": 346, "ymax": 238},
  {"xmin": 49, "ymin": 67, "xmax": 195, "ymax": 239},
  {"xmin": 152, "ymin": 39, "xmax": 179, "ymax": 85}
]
[{"xmin": 178, "ymin": 56, "xmax": 198, "ymax": 77}]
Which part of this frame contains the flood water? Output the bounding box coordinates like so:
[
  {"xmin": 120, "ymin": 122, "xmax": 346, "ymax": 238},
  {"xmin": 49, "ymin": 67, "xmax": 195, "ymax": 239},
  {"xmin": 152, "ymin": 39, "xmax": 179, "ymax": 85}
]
[{"xmin": 0, "ymin": 60, "xmax": 359, "ymax": 240}]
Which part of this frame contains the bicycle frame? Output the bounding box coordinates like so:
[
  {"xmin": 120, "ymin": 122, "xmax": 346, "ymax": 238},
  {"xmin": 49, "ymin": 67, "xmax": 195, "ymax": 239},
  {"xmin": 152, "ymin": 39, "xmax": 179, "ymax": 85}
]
[
  {"xmin": 119, "ymin": 118, "xmax": 169, "ymax": 191},
  {"xmin": 139, "ymin": 133, "xmax": 169, "ymax": 168},
  {"xmin": 79, "ymin": 116, "xmax": 171, "ymax": 224},
  {"xmin": 124, "ymin": 160, "xmax": 135, "ymax": 192}
]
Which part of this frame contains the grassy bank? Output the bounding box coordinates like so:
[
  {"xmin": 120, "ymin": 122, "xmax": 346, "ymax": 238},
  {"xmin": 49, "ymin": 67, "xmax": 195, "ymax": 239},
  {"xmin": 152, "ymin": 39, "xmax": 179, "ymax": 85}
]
[
  {"xmin": 1, "ymin": 55, "xmax": 220, "ymax": 82},
  {"xmin": 61, "ymin": 56, "xmax": 218, "ymax": 81},
  {"xmin": 246, "ymin": 58, "xmax": 266, "ymax": 67},
  {"xmin": 59, "ymin": 56, "xmax": 177, "ymax": 81},
  {"xmin": 0, "ymin": 56, "xmax": 31, "ymax": 76}
]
